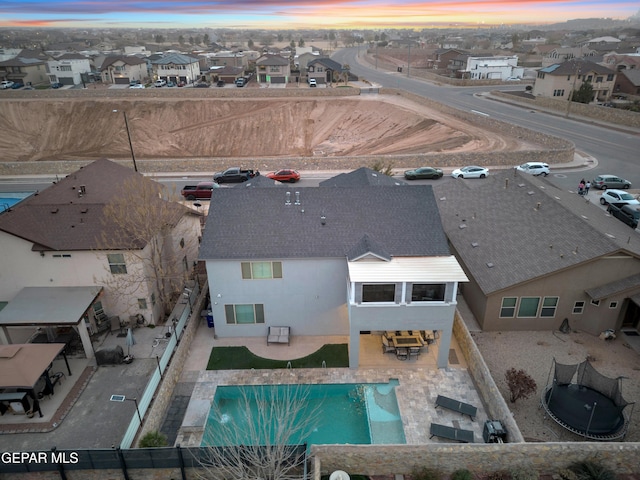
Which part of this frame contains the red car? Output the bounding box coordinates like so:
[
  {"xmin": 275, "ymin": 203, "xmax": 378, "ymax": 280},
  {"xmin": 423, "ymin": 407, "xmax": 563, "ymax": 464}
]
[{"xmin": 265, "ymin": 169, "xmax": 300, "ymax": 183}]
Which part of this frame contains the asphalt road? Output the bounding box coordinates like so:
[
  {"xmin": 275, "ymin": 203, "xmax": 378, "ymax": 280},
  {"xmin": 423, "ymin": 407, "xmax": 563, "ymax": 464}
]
[{"xmin": 332, "ymin": 47, "xmax": 640, "ymax": 193}]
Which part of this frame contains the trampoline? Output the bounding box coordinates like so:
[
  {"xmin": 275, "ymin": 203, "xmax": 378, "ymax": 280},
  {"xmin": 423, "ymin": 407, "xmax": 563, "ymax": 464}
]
[{"xmin": 541, "ymin": 358, "xmax": 634, "ymax": 441}]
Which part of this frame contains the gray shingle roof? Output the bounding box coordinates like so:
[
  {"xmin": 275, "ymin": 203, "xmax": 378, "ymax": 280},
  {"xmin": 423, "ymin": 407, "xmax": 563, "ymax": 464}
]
[
  {"xmin": 308, "ymin": 57, "xmax": 344, "ymax": 71},
  {"xmin": 200, "ymin": 185, "xmax": 450, "ymax": 260},
  {"xmin": 433, "ymin": 170, "xmax": 640, "ymax": 295},
  {"xmin": 319, "ymin": 167, "xmax": 407, "ymax": 187},
  {"xmin": 585, "ymin": 273, "xmax": 640, "ymax": 300},
  {"xmin": 152, "ymin": 53, "xmax": 199, "ymax": 65},
  {"xmin": 539, "ymin": 58, "xmax": 615, "ymax": 76}
]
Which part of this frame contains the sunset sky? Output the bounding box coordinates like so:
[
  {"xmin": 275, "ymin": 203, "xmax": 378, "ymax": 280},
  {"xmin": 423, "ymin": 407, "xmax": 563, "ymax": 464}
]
[{"xmin": 1, "ymin": 0, "xmax": 637, "ymax": 29}]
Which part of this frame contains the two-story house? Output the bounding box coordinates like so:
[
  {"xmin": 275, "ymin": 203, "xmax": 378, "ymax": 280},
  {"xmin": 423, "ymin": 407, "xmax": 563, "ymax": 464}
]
[
  {"xmin": 433, "ymin": 170, "xmax": 640, "ymax": 336},
  {"xmin": 0, "ymin": 159, "xmax": 201, "ymax": 357},
  {"xmin": 200, "ymin": 169, "xmax": 468, "ymax": 369},
  {"xmin": 462, "ymin": 55, "xmax": 523, "ymax": 80},
  {"xmin": 100, "ymin": 56, "xmax": 148, "ymax": 85},
  {"xmin": 0, "ymin": 56, "xmax": 48, "ymax": 87},
  {"xmin": 47, "ymin": 53, "xmax": 92, "ymax": 87},
  {"xmin": 255, "ymin": 54, "xmax": 290, "ymax": 85},
  {"xmin": 307, "ymin": 57, "xmax": 344, "ymax": 85},
  {"xmin": 533, "ymin": 58, "xmax": 617, "ymax": 103},
  {"xmin": 152, "ymin": 52, "xmax": 201, "ymax": 85}
]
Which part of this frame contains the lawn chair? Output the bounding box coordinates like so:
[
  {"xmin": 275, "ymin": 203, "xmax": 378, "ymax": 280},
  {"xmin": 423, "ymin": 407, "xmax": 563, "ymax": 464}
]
[{"xmin": 381, "ymin": 335, "xmax": 396, "ymax": 354}]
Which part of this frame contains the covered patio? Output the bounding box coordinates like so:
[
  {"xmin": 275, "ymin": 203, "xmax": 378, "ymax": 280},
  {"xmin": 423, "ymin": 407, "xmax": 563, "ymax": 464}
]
[{"xmin": 0, "ymin": 286, "xmax": 103, "ymax": 359}]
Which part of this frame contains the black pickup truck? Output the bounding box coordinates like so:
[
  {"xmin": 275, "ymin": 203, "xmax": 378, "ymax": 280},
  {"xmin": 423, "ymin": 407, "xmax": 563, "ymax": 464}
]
[
  {"xmin": 213, "ymin": 167, "xmax": 257, "ymax": 184},
  {"xmin": 607, "ymin": 203, "xmax": 640, "ymax": 229}
]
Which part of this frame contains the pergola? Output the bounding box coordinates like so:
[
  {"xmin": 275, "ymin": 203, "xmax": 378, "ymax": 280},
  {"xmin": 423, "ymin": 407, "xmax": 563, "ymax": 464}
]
[
  {"xmin": 0, "ymin": 343, "xmax": 69, "ymax": 418},
  {"xmin": 0, "ymin": 286, "xmax": 103, "ymax": 359}
]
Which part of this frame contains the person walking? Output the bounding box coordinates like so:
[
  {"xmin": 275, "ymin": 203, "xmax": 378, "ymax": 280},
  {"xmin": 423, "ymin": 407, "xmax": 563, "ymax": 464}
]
[
  {"xmin": 578, "ymin": 179, "xmax": 586, "ymax": 196},
  {"xmin": 585, "ymin": 181, "xmax": 591, "ymax": 195}
]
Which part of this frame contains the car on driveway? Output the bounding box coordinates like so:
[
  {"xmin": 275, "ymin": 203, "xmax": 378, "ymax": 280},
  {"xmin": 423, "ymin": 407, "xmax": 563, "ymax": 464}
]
[
  {"xmin": 515, "ymin": 162, "xmax": 550, "ymax": 176},
  {"xmin": 154, "ymin": 79, "xmax": 166, "ymax": 87},
  {"xmin": 10, "ymin": 82, "xmax": 25, "ymax": 89},
  {"xmin": 216, "ymin": 80, "xmax": 225, "ymax": 87},
  {"xmin": 309, "ymin": 78, "xmax": 317, "ymax": 87},
  {"xmin": 1, "ymin": 81, "xmax": 14, "ymax": 89},
  {"xmin": 129, "ymin": 84, "xmax": 145, "ymax": 89},
  {"xmin": 404, "ymin": 167, "xmax": 443, "ymax": 180},
  {"xmin": 266, "ymin": 169, "xmax": 301, "ymax": 183},
  {"xmin": 451, "ymin": 166, "xmax": 489, "ymax": 179},
  {"xmin": 194, "ymin": 82, "xmax": 210, "ymax": 88},
  {"xmin": 592, "ymin": 174, "xmax": 631, "ymax": 190},
  {"xmin": 599, "ymin": 189, "xmax": 640, "ymax": 206}
]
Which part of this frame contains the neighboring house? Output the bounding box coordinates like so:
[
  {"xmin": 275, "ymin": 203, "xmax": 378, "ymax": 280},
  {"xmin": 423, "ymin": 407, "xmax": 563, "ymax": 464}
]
[
  {"xmin": 296, "ymin": 52, "xmax": 320, "ymax": 72},
  {"xmin": 433, "ymin": 48, "xmax": 467, "ymax": 73},
  {"xmin": 212, "ymin": 65, "xmax": 244, "ymax": 84},
  {"xmin": 533, "ymin": 58, "xmax": 617, "ymax": 103},
  {"xmin": 47, "ymin": 53, "xmax": 92, "ymax": 86},
  {"xmin": 461, "ymin": 55, "xmax": 524, "ymax": 80},
  {"xmin": 100, "ymin": 55, "xmax": 148, "ymax": 84},
  {"xmin": 0, "ymin": 56, "xmax": 48, "ymax": 86},
  {"xmin": 433, "ymin": 170, "xmax": 640, "ymax": 335},
  {"xmin": 200, "ymin": 169, "xmax": 468, "ymax": 369},
  {"xmin": 0, "ymin": 159, "xmax": 201, "ymax": 353},
  {"xmin": 202, "ymin": 51, "xmax": 247, "ymax": 69},
  {"xmin": 615, "ymin": 69, "xmax": 640, "ymax": 95},
  {"xmin": 152, "ymin": 52, "xmax": 201, "ymax": 85},
  {"xmin": 307, "ymin": 57, "xmax": 344, "ymax": 85},
  {"xmin": 541, "ymin": 45, "xmax": 597, "ymax": 68},
  {"xmin": 603, "ymin": 52, "xmax": 640, "ymax": 72},
  {"xmin": 255, "ymin": 54, "xmax": 290, "ymax": 85}
]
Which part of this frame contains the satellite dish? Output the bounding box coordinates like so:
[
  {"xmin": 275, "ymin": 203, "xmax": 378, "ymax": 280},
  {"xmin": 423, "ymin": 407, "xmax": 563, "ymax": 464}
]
[{"xmin": 330, "ymin": 471, "xmax": 350, "ymax": 480}]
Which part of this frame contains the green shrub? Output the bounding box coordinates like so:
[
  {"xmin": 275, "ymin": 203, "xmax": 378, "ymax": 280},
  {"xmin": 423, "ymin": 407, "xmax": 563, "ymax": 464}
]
[
  {"xmin": 138, "ymin": 430, "xmax": 168, "ymax": 448},
  {"xmin": 411, "ymin": 466, "xmax": 442, "ymax": 480},
  {"xmin": 451, "ymin": 469, "xmax": 474, "ymax": 480},
  {"xmin": 510, "ymin": 468, "xmax": 538, "ymax": 480},
  {"xmin": 568, "ymin": 461, "xmax": 616, "ymax": 480}
]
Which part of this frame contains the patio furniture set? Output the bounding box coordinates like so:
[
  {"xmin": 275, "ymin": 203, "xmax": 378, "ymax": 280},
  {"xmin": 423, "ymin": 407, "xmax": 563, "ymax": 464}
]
[
  {"xmin": 430, "ymin": 394, "xmax": 478, "ymax": 443},
  {"xmin": 381, "ymin": 330, "xmax": 438, "ymax": 360}
]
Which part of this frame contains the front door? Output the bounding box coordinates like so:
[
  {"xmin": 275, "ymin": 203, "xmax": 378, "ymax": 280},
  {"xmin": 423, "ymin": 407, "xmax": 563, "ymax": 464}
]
[{"xmin": 621, "ymin": 298, "xmax": 640, "ymax": 330}]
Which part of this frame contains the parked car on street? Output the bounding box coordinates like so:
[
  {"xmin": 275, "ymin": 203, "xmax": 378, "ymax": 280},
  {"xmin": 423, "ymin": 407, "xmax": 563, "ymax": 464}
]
[
  {"xmin": 607, "ymin": 203, "xmax": 640, "ymax": 229},
  {"xmin": 404, "ymin": 167, "xmax": 443, "ymax": 180},
  {"xmin": 266, "ymin": 169, "xmax": 301, "ymax": 183},
  {"xmin": 129, "ymin": 84, "xmax": 145, "ymax": 89},
  {"xmin": 10, "ymin": 82, "xmax": 24, "ymax": 89},
  {"xmin": 50, "ymin": 82, "xmax": 63, "ymax": 89},
  {"xmin": 592, "ymin": 174, "xmax": 631, "ymax": 190},
  {"xmin": 216, "ymin": 80, "xmax": 225, "ymax": 87},
  {"xmin": 129, "ymin": 80, "xmax": 141, "ymax": 86},
  {"xmin": 1, "ymin": 81, "xmax": 14, "ymax": 89},
  {"xmin": 451, "ymin": 166, "xmax": 489, "ymax": 179},
  {"xmin": 166, "ymin": 81, "xmax": 176, "ymax": 87},
  {"xmin": 177, "ymin": 81, "xmax": 186, "ymax": 87},
  {"xmin": 235, "ymin": 78, "xmax": 246, "ymax": 87},
  {"xmin": 154, "ymin": 79, "xmax": 166, "ymax": 87},
  {"xmin": 515, "ymin": 162, "xmax": 550, "ymax": 176},
  {"xmin": 599, "ymin": 189, "xmax": 640, "ymax": 206},
  {"xmin": 194, "ymin": 82, "xmax": 210, "ymax": 88}
]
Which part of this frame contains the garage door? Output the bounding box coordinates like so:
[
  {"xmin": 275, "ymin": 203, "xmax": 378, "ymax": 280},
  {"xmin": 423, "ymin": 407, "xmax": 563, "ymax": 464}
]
[
  {"xmin": 114, "ymin": 77, "xmax": 130, "ymax": 85},
  {"xmin": 271, "ymin": 77, "xmax": 286, "ymax": 84}
]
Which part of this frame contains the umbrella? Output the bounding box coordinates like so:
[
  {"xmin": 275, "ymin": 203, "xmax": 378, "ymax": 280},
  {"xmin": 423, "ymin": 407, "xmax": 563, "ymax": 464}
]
[{"xmin": 125, "ymin": 327, "xmax": 136, "ymax": 357}]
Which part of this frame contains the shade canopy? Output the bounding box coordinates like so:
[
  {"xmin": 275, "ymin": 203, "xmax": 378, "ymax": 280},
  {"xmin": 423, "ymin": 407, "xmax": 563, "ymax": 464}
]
[
  {"xmin": 0, "ymin": 286, "xmax": 102, "ymax": 327},
  {"xmin": 0, "ymin": 343, "xmax": 65, "ymax": 389}
]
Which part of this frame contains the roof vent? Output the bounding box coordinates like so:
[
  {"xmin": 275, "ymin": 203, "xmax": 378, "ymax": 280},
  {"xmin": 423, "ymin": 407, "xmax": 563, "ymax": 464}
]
[
  {"xmin": 471, "ymin": 242, "xmax": 479, "ymax": 248},
  {"xmin": 528, "ymin": 191, "xmax": 535, "ymax": 195},
  {"xmin": 459, "ymin": 224, "xmax": 467, "ymax": 229},
  {"xmin": 50, "ymin": 208, "xmax": 59, "ymax": 214},
  {"xmin": 79, "ymin": 185, "xmax": 86, "ymax": 194},
  {"xmin": 486, "ymin": 262, "xmax": 494, "ymax": 268},
  {"xmin": 81, "ymin": 208, "xmax": 88, "ymax": 214}
]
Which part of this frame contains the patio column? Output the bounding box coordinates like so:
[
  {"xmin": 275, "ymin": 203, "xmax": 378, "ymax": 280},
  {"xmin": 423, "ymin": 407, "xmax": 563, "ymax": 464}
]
[
  {"xmin": 436, "ymin": 326, "xmax": 452, "ymax": 368},
  {"xmin": 77, "ymin": 322, "xmax": 95, "ymax": 359}
]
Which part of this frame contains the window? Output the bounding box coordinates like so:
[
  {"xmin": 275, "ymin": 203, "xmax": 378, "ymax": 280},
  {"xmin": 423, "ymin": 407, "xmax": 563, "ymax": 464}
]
[
  {"xmin": 595, "ymin": 76, "xmax": 603, "ymax": 83},
  {"xmin": 138, "ymin": 298, "xmax": 148, "ymax": 309},
  {"xmin": 517, "ymin": 297, "xmax": 540, "ymax": 317},
  {"xmin": 241, "ymin": 261, "xmax": 282, "ymax": 279},
  {"xmin": 411, "ymin": 284, "xmax": 445, "ymax": 302},
  {"xmin": 591, "ymin": 299, "xmax": 600, "ymax": 306},
  {"xmin": 540, "ymin": 297, "xmax": 559, "ymax": 317},
  {"xmin": 225, "ymin": 304, "xmax": 265, "ymax": 324},
  {"xmin": 609, "ymin": 301, "xmax": 618, "ymax": 309},
  {"xmin": 607, "ymin": 74, "xmax": 614, "ymax": 81},
  {"xmin": 107, "ymin": 253, "xmax": 127, "ymax": 274},
  {"xmin": 500, "ymin": 297, "xmax": 517, "ymax": 317},
  {"xmin": 362, "ymin": 284, "xmax": 395, "ymax": 303},
  {"xmin": 573, "ymin": 301, "xmax": 585, "ymax": 314}
]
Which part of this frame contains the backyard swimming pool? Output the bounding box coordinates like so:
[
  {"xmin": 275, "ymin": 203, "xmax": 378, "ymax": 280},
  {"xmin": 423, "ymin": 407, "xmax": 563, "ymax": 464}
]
[{"xmin": 202, "ymin": 381, "xmax": 406, "ymax": 446}]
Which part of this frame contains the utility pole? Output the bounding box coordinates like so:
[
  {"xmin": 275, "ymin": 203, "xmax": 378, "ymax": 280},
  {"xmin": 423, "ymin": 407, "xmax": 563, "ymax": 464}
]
[
  {"xmin": 407, "ymin": 43, "xmax": 411, "ymax": 78},
  {"xmin": 565, "ymin": 60, "xmax": 580, "ymax": 119}
]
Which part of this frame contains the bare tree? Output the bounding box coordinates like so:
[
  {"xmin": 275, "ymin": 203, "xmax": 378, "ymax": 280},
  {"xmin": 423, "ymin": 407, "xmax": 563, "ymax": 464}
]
[
  {"xmin": 97, "ymin": 175, "xmax": 201, "ymax": 322},
  {"xmin": 505, "ymin": 368, "xmax": 537, "ymax": 403},
  {"xmin": 196, "ymin": 384, "xmax": 322, "ymax": 480}
]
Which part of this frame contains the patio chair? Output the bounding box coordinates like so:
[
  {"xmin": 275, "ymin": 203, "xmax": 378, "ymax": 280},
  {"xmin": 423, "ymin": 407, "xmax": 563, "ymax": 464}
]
[
  {"xmin": 429, "ymin": 423, "xmax": 474, "ymax": 443},
  {"xmin": 396, "ymin": 347, "xmax": 408, "ymax": 361},
  {"xmin": 381, "ymin": 335, "xmax": 396, "ymax": 354},
  {"xmin": 435, "ymin": 394, "xmax": 477, "ymax": 421}
]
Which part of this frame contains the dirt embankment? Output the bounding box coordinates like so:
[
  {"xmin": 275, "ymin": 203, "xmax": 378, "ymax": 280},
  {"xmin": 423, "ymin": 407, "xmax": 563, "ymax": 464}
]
[{"xmin": 0, "ymin": 94, "xmax": 531, "ymax": 163}]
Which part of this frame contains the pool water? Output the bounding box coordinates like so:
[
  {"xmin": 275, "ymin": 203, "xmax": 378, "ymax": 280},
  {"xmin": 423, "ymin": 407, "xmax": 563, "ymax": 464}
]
[{"xmin": 202, "ymin": 382, "xmax": 405, "ymax": 447}]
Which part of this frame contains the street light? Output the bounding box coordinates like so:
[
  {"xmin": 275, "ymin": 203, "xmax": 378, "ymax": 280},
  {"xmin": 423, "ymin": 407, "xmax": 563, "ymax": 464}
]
[
  {"xmin": 110, "ymin": 394, "xmax": 142, "ymax": 423},
  {"xmin": 112, "ymin": 109, "xmax": 138, "ymax": 172}
]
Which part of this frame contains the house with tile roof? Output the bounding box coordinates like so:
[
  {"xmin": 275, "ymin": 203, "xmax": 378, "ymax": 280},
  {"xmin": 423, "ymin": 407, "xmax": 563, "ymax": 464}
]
[
  {"xmin": 0, "ymin": 159, "xmax": 201, "ymax": 340},
  {"xmin": 100, "ymin": 55, "xmax": 148, "ymax": 85},
  {"xmin": 152, "ymin": 52, "xmax": 201, "ymax": 85},
  {"xmin": 255, "ymin": 54, "xmax": 290, "ymax": 85},
  {"xmin": 533, "ymin": 58, "xmax": 617, "ymax": 102},
  {"xmin": 199, "ymin": 169, "xmax": 468, "ymax": 368},
  {"xmin": 433, "ymin": 170, "xmax": 640, "ymax": 335}
]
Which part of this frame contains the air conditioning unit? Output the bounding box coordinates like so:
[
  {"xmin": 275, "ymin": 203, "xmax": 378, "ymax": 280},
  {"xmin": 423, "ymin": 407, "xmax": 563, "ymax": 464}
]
[{"xmin": 329, "ymin": 471, "xmax": 350, "ymax": 480}]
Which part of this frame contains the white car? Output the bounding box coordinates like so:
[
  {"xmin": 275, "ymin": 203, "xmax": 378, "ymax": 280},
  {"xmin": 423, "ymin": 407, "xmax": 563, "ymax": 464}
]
[
  {"xmin": 309, "ymin": 78, "xmax": 317, "ymax": 87},
  {"xmin": 516, "ymin": 162, "xmax": 550, "ymax": 176},
  {"xmin": 129, "ymin": 84, "xmax": 145, "ymax": 89},
  {"xmin": 451, "ymin": 166, "xmax": 489, "ymax": 179},
  {"xmin": 154, "ymin": 79, "xmax": 166, "ymax": 88},
  {"xmin": 1, "ymin": 81, "xmax": 14, "ymax": 89},
  {"xmin": 600, "ymin": 189, "xmax": 640, "ymax": 207}
]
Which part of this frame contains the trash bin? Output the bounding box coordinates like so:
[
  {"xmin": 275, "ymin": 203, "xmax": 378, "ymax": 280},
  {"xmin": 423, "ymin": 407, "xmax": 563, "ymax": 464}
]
[{"xmin": 206, "ymin": 312, "xmax": 214, "ymax": 328}]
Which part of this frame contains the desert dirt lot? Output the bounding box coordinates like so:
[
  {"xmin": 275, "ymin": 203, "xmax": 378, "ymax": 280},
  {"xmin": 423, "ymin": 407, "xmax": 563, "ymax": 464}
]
[{"xmin": 0, "ymin": 94, "xmax": 534, "ymax": 163}]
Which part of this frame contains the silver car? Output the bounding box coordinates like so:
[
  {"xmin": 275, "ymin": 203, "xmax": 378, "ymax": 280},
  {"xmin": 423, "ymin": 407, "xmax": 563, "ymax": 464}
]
[{"xmin": 592, "ymin": 175, "xmax": 631, "ymax": 190}]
